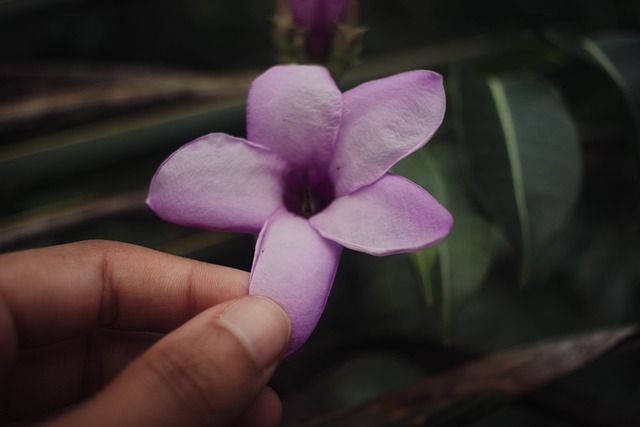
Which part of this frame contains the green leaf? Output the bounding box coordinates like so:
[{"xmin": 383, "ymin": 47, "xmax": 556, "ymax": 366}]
[
  {"xmin": 552, "ymin": 31, "xmax": 640, "ymax": 155},
  {"xmin": 450, "ymin": 70, "xmax": 582, "ymax": 283},
  {"xmin": 581, "ymin": 33, "xmax": 640, "ymax": 155},
  {"xmin": 394, "ymin": 142, "xmax": 495, "ymax": 342}
]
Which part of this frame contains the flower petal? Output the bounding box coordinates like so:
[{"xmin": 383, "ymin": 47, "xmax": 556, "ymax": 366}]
[
  {"xmin": 247, "ymin": 65, "xmax": 342, "ymax": 168},
  {"xmin": 310, "ymin": 173, "xmax": 453, "ymax": 256},
  {"xmin": 147, "ymin": 133, "xmax": 287, "ymax": 233},
  {"xmin": 330, "ymin": 70, "xmax": 446, "ymax": 196},
  {"xmin": 250, "ymin": 208, "xmax": 342, "ymax": 353}
]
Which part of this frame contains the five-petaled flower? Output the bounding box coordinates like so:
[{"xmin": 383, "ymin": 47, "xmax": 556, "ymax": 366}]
[{"xmin": 147, "ymin": 65, "xmax": 452, "ymax": 353}]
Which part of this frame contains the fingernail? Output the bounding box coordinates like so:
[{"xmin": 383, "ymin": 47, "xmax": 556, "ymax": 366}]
[{"xmin": 218, "ymin": 296, "xmax": 291, "ymax": 368}]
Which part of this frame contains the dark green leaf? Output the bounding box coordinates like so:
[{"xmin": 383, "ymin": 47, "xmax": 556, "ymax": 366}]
[
  {"xmin": 394, "ymin": 142, "xmax": 494, "ymax": 341},
  {"xmin": 551, "ymin": 31, "xmax": 640, "ymax": 155},
  {"xmin": 450, "ymin": 70, "xmax": 582, "ymax": 282}
]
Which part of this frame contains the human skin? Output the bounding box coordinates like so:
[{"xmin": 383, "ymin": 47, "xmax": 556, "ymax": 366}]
[{"xmin": 0, "ymin": 240, "xmax": 291, "ymax": 427}]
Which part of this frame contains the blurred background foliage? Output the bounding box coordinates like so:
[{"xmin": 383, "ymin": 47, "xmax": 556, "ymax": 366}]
[{"xmin": 1, "ymin": 0, "xmax": 640, "ymax": 425}]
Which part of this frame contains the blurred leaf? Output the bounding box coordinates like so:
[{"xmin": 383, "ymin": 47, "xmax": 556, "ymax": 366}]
[
  {"xmin": 0, "ymin": 189, "xmax": 146, "ymax": 248},
  {"xmin": 0, "ymin": 98, "xmax": 245, "ymax": 192},
  {"xmin": 342, "ymin": 31, "xmax": 538, "ymax": 89},
  {"xmin": 394, "ymin": 143, "xmax": 495, "ymax": 342},
  {"xmin": 296, "ymin": 325, "xmax": 638, "ymax": 427},
  {"xmin": 450, "ymin": 70, "xmax": 581, "ymax": 283},
  {"xmin": 549, "ymin": 31, "xmax": 640, "ymax": 157},
  {"xmin": 305, "ymin": 352, "xmax": 426, "ymax": 411},
  {"xmin": 0, "ymin": 62, "xmax": 255, "ymax": 139},
  {"xmin": 410, "ymin": 242, "xmax": 439, "ymax": 307},
  {"xmin": 581, "ymin": 34, "xmax": 640, "ymax": 122}
]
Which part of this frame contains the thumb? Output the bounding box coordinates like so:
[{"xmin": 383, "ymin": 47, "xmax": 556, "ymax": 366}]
[{"xmin": 53, "ymin": 296, "xmax": 291, "ymax": 427}]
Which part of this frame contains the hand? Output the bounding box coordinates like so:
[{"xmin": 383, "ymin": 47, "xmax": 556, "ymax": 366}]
[{"xmin": 0, "ymin": 240, "xmax": 291, "ymax": 427}]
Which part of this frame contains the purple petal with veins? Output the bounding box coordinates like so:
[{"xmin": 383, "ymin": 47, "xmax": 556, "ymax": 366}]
[{"xmin": 148, "ymin": 64, "xmax": 451, "ymax": 353}]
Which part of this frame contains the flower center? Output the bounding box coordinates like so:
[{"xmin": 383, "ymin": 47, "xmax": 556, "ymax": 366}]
[{"xmin": 283, "ymin": 168, "xmax": 335, "ymax": 218}]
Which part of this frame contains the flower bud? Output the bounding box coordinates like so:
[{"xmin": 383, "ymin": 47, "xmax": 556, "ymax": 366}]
[
  {"xmin": 273, "ymin": 0, "xmax": 364, "ymax": 79},
  {"xmin": 291, "ymin": 0, "xmax": 349, "ymax": 59}
]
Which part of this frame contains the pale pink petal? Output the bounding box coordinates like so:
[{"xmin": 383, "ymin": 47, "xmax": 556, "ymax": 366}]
[
  {"xmin": 247, "ymin": 65, "xmax": 342, "ymax": 168},
  {"xmin": 330, "ymin": 71, "xmax": 446, "ymax": 196},
  {"xmin": 147, "ymin": 133, "xmax": 287, "ymax": 233},
  {"xmin": 250, "ymin": 208, "xmax": 342, "ymax": 353},
  {"xmin": 310, "ymin": 174, "xmax": 453, "ymax": 256}
]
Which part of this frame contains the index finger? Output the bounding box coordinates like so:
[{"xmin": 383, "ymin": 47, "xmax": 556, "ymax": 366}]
[{"xmin": 0, "ymin": 240, "xmax": 249, "ymax": 348}]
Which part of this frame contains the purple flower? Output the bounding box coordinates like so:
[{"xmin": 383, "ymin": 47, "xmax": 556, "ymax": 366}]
[
  {"xmin": 290, "ymin": 0, "xmax": 350, "ymax": 58},
  {"xmin": 147, "ymin": 65, "xmax": 452, "ymax": 352}
]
